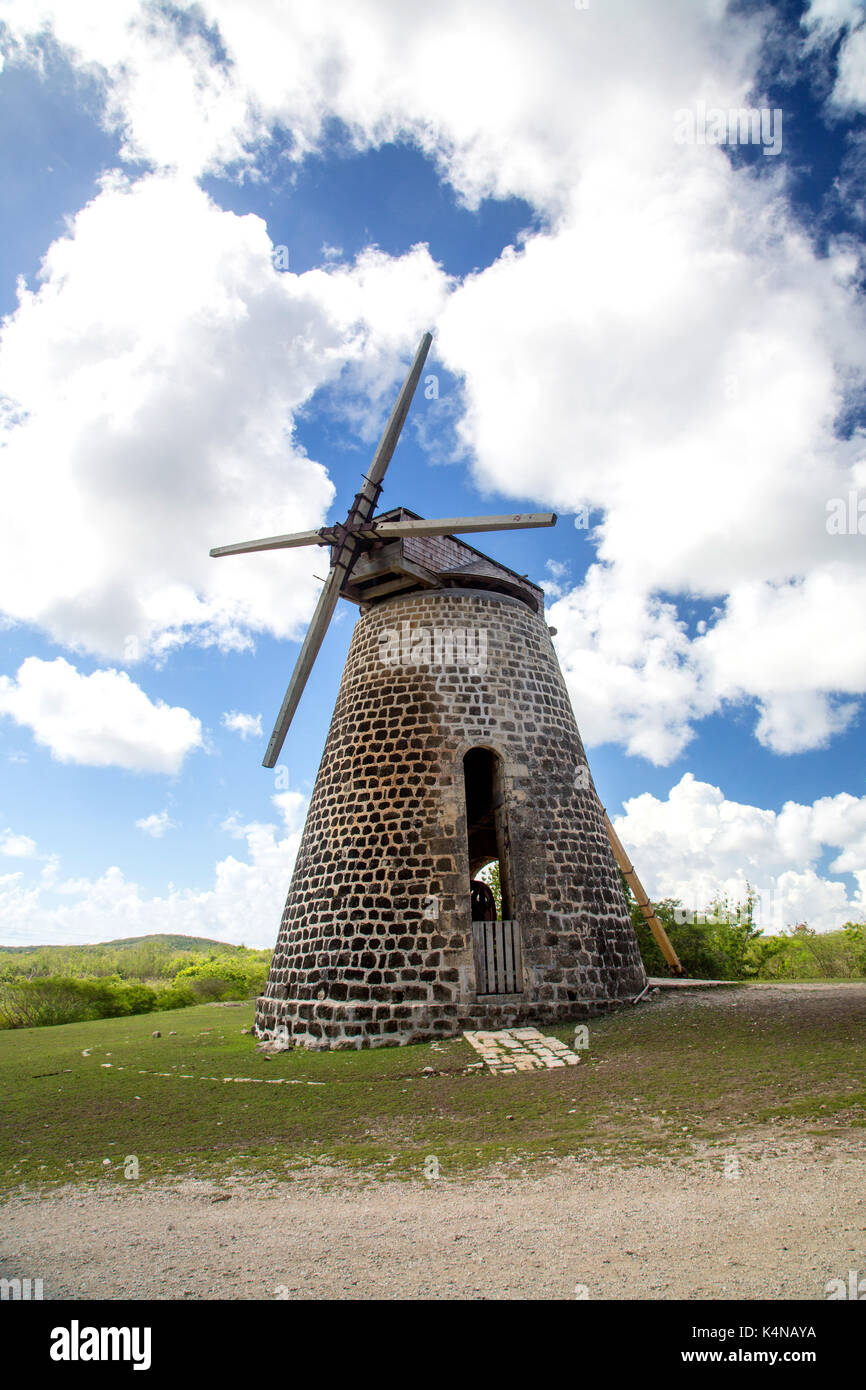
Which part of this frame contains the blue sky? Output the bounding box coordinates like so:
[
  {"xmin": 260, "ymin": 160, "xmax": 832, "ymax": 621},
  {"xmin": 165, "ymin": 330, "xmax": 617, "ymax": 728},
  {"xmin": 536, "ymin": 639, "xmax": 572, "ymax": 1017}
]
[{"xmin": 1, "ymin": 0, "xmax": 865, "ymax": 944}]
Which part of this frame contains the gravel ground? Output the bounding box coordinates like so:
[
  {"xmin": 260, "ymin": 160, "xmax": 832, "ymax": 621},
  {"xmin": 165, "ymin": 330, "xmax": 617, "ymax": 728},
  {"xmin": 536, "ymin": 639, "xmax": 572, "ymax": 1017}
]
[
  {"xmin": 2, "ymin": 1135, "xmax": 864, "ymax": 1300},
  {"xmin": 2, "ymin": 982, "xmax": 864, "ymax": 1301}
]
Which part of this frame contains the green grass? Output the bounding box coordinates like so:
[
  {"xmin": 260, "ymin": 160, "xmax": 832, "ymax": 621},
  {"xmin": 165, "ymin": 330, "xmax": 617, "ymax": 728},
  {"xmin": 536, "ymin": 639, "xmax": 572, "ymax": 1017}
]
[{"xmin": 1, "ymin": 987, "xmax": 864, "ymax": 1192}]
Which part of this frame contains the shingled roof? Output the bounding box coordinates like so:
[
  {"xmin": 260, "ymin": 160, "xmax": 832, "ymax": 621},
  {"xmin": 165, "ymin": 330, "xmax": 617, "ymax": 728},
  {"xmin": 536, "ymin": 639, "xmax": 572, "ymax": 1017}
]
[{"xmin": 342, "ymin": 507, "xmax": 545, "ymax": 611}]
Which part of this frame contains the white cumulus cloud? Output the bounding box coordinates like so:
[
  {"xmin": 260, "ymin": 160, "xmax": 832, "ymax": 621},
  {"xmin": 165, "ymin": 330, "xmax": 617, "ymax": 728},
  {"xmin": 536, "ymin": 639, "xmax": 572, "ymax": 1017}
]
[
  {"xmin": 135, "ymin": 810, "xmax": 176, "ymax": 838},
  {"xmin": 1, "ymin": 0, "xmax": 865, "ymax": 766},
  {"xmin": 0, "ymin": 657, "xmax": 202, "ymax": 773},
  {"xmin": 221, "ymin": 711, "xmax": 263, "ymax": 740},
  {"xmin": 0, "ymin": 171, "xmax": 447, "ymax": 662},
  {"xmin": 803, "ymin": 0, "xmax": 866, "ymax": 113},
  {"xmin": 614, "ymin": 774, "xmax": 866, "ymax": 932},
  {"xmin": 0, "ymin": 788, "xmax": 307, "ymax": 946},
  {"xmin": 0, "ymin": 829, "xmax": 37, "ymax": 857}
]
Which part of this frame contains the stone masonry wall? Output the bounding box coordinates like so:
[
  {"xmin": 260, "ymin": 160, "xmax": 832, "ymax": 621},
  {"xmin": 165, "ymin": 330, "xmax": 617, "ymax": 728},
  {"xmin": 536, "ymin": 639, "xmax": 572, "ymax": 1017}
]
[{"xmin": 255, "ymin": 588, "xmax": 646, "ymax": 1048}]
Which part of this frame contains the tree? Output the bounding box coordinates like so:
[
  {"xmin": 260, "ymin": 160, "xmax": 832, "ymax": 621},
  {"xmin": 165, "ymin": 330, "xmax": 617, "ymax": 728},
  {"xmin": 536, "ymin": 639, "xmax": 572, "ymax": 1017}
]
[
  {"xmin": 842, "ymin": 922, "xmax": 866, "ymax": 975},
  {"xmin": 476, "ymin": 860, "xmax": 502, "ymax": 918}
]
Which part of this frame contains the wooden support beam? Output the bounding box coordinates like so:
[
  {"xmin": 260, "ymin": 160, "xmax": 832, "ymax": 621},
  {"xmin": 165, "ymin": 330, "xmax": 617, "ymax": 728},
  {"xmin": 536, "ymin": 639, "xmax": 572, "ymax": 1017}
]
[
  {"xmin": 602, "ymin": 810, "xmax": 684, "ymax": 976},
  {"xmin": 344, "ymin": 541, "xmax": 405, "ymax": 583},
  {"xmin": 347, "ymin": 544, "xmax": 440, "ymax": 601},
  {"xmin": 358, "ymin": 559, "xmax": 440, "ymax": 598},
  {"xmin": 353, "ymin": 574, "xmax": 423, "ymax": 600}
]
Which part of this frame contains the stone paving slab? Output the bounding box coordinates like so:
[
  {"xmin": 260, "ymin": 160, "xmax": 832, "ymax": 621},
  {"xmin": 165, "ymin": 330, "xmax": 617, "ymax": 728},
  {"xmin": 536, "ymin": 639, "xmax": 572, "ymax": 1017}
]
[{"xmin": 463, "ymin": 1026, "xmax": 581, "ymax": 1073}]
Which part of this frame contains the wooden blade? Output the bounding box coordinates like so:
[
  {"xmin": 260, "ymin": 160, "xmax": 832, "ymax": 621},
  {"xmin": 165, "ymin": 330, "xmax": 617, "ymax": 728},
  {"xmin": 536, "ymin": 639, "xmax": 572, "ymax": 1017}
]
[
  {"xmin": 362, "ymin": 512, "xmax": 557, "ymax": 540},
  {"xmin": 362, "ymin": 331, "xmax": 433, "ymax": 498},
  {"xmin": 239, "ymin": 333, "xmax": 433, "ymax": 765},
  {"xmin": 262, "ymin": 564, "xmax": 345, "ymax": 768},
  {"xmin": 210, "ymin": 528, "xmax": 327, "ymax": 558}
]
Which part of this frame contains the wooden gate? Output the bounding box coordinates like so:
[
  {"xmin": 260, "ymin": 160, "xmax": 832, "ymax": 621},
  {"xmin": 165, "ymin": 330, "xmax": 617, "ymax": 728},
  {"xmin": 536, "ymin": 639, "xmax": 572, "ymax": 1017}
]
[{"xmin": 472, "ymin": 920, "xmax": 523, "ymax": 995}]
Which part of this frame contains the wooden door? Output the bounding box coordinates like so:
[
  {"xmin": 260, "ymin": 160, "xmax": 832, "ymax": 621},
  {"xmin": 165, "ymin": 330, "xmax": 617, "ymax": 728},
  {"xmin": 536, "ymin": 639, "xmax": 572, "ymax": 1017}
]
[{"xmin": 472, "ymin": 920, "xmax": 523, "ymax": 995}]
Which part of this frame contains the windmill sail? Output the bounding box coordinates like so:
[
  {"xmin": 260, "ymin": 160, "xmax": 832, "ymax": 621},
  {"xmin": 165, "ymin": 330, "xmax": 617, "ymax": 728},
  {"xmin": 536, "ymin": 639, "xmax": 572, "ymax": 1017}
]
[
  {"xmin": 262, "ymin": 562, "xmax": 345, "ymax": 769},
  {"xmin": 361, "ymin": 331, "xmax": 432, "ymax": 496},
  {"xmin": 210, "ymin": 329, "xmax": 562, "ymax": 765},
  {"xmin": 261, "ymin": 331, "xmax": 432, "ymax": 766},
  {"xmin": 211, "ymin": 512, "xmax": 557, "ymax": 560},
  {"xmin": 210, "ymin": 528, "xmax": 327, "ymax": 558},
  {"xmin": 367, "ymin": 512, "xmax": 557, "ymax": 539}
]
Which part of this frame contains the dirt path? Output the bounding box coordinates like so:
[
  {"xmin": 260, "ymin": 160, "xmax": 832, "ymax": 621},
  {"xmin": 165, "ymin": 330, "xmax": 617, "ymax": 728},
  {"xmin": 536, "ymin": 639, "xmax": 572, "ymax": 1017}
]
[{"xmin": 2, "ymin": 1132, "xmax": 864, "ymax": 1300}]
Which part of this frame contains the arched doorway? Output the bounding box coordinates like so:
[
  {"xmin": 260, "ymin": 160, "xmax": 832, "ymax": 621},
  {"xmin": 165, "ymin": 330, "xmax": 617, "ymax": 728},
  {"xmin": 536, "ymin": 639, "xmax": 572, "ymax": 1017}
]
[{"xmin": 463, "ymin": 747, "xmax": 522, "ymax": 995}]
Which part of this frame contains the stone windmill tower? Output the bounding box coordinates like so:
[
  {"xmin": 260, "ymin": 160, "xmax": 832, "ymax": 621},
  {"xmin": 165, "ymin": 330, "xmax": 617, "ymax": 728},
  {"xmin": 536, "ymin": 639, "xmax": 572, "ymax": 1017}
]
[{"xmin": 212, "ymin": 334, "xmax": 672, "ymax": 1051}]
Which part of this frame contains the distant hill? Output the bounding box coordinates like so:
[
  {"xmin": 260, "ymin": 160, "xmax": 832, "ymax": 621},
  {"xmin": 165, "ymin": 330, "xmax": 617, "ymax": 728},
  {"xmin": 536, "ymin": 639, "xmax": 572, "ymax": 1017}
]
[
  {"xmin": 0, "ymin": 934, "xmax": 271, "ymax": 991},
  {"xmin": 79, "ymin": 935, "xmax": 241, "ymax": 952},
  {"xmin": 0, "ymin": 934, "xmax": 245, "ymax": 955}
]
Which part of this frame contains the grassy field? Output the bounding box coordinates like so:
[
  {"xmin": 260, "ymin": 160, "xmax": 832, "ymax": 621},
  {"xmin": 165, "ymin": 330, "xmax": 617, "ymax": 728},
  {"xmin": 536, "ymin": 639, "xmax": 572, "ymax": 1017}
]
[{"xmin": 1, "ymin": 986, "xmax": 864, "ymax": 1192}]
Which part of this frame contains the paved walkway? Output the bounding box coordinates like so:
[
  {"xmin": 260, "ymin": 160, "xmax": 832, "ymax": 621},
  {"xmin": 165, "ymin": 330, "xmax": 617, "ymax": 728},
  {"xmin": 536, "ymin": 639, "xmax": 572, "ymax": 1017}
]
[{"xmin": 462, "ymin": 1026, "xmax": 581, "ymax": 1072}]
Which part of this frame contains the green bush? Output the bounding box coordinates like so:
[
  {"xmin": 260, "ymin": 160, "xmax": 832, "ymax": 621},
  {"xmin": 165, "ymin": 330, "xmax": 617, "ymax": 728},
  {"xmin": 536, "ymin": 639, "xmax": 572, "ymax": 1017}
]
[
  {"xmin": 842, "ymin": 922, "xmax": 866, "ymax": 975},
  {"xmin": 174, "ymin": 955, "xmax": 268, "ymax": 1000},
  {"xmin": 625, "ymin": 871, "xmax": 866, "ymax": 982},
  {"xmin": 153, "ymin": 983, "xmax": 197, "ymax": 1011},
  {"xmin": 0, "ymin": 936, "xmax": 272, "ymax": 985},
  {"xmin": 756, "ymin": 923, "xmax": 866, "ymax": 980},
  {"xmin": 188, "ymin": 975, "xmax": 246, "ymax": 1002},
  {"xmin": 0, "ymin": 937, "xmax": 273, "ymax": 1028},
  {"xmin": 632, "ymin": 909, "xmax": 734, "ymax": 979},
  {"xmin": 0, "ymin": 976, "xmax": 160, "ymax": 1029}
]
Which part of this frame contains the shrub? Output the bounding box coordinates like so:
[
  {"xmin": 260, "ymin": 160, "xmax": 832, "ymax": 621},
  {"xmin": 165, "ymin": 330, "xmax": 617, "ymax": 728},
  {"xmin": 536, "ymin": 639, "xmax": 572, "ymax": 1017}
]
[
  {"xmin": 756, "ymin": 924, "xmax": 866, "ymax": 980},
  {"xmin": 631, "ymin": 905, "xmax": 733, "ymax": 979},
  {"xmin": 174, "ymin": 955, "xmax": 268, "ymax": 1000},
  {"xmin": 188, "ymin": 975, "xmax": 245, "ymax": 1002},
  {"xmin": 153, "ymin": 983, "xmax": 197, "ymax": 1011},
  {"xmin": 0, "ymin": 976, "xmax": 159, "ymax": 1029},
  {"xmin": 626, "ymin": 874, "xmax": 866, "ymax": 982}
]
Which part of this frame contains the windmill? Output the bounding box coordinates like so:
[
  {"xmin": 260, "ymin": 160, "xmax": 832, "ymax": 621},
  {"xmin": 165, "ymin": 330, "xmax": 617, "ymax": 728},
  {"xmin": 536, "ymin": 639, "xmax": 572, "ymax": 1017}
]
[
  {"xmin": 211, "ymin": 331, "xmax": 680, "ymax": 1052},
  {"xmin": 211, "ymin": 333, "xmax": 556, "ymax": 768}
]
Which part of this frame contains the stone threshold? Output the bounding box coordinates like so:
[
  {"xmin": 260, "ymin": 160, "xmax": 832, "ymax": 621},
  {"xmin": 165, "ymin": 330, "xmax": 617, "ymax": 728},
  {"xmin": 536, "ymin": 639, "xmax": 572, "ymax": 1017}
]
[{"xmin": 463, "ymin": 1025, "xmax": 582, "ymax": 1073}]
